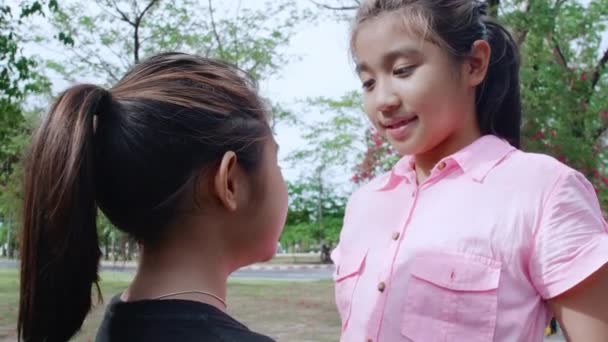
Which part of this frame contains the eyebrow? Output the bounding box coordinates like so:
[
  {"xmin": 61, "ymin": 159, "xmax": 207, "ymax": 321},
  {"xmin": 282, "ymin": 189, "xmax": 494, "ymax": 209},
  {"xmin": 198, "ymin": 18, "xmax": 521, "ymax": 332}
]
[{"xmin": 355, "ymin": 47, "xmax": 422, "ymax": 74}]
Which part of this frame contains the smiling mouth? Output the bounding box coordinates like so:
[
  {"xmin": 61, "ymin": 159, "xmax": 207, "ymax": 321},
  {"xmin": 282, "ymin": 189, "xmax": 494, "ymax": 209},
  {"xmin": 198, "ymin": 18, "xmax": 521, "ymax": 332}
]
[{"xmin": 381, "ymin": 116, "xmax": 418, "ymax": 129}]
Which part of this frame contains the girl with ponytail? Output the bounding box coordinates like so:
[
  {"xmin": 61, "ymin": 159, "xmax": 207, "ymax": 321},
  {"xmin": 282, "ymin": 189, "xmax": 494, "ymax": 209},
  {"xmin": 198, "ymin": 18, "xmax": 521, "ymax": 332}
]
[
  {"xmin": 18, "ymin": 53, "xmax": 287, "ymax": 342},
  {"xmin": 332, "ymin": 1, "xmax": 608, "ymax": 341}
]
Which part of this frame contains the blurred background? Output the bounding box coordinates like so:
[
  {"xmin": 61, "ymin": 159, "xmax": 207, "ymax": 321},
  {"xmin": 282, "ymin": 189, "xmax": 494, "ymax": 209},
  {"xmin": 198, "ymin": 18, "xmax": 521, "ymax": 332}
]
[{"xmin": 1, "ymin": 0, "xmax": 606, "ymax": 340}]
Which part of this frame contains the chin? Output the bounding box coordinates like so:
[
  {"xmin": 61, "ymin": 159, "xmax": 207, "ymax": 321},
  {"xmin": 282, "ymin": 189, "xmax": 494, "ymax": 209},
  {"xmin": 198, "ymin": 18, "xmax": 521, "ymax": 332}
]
[
  {"xmin": 257, "ymin": 240, "xmax": 278, "ymax": 263},
  {"xmin": 389, "ymin": 134, "xmax": 429, "ymax": 156},
  {"xmin": 391, "ymin": 140, "xmax": 420, "ymax": 156},
  {"xmin": 258, "ymin": 252, "xmax": 275, "ymax": 263}
]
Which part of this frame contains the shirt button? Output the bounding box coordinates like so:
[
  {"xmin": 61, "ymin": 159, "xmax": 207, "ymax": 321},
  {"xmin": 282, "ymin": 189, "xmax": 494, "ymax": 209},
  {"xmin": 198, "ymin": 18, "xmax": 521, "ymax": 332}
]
[
  {"xmin": 437, "ymin": 161, "xmax": 447, "ymax": 170},
  {"xmin": 377, "ymin": 282, "xmax": 386, "ymax": 292},
  {"xmin": 392, "ymin": 232, "xmax": 400, "ymax": 240}
]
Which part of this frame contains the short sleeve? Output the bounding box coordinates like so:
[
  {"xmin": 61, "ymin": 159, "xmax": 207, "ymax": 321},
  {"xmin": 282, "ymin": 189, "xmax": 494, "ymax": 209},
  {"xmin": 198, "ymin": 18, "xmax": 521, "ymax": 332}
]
[
  {"xmin": 529, "ymin": 170, "xmax": 608, "ymax": 299},
  {"xmin": 330, "ymin": 189, "xmax": 363, "ymax": 268},
  {"xmin": 331, "ymin": 195, "xmax": 355, "ymax": 267}
]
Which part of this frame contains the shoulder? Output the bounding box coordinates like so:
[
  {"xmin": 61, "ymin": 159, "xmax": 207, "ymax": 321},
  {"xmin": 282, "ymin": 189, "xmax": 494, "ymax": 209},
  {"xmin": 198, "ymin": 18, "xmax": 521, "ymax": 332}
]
[
  {"xmin": 205, "ymin": 307, "xmax": 276, "ymax": 342},
  {"xmin": 335, "ymin": 171, "xmax": 394, "ymax": 251},
  {"xmin": 504, "ymin": 151, "xmax": 603, "ymax": 225},
  {"xmin": 497, "ymin": 150, "xmax": 584, "ymax": 193},
  {"xmin": 209, "ymin": 324, "xmax": 275, "ymax": 342},
  {"xmin": 509, "ymin": 150, "xmax": 574, "ymax": 174},
  {"xmin": 347, "ymin": 171, "xmax": 392, "ymax": 206}
]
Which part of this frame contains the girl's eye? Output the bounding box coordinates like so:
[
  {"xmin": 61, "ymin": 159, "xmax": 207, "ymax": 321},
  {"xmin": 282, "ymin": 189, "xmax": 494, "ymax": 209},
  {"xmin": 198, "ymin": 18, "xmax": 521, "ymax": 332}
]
[
  {"xmin": 394, "ymin": 66, "xmax": 415, "ymax": 76},
  {"xmin": 362, "ymin": 79, "xmax": 375, "ymax": 90}
]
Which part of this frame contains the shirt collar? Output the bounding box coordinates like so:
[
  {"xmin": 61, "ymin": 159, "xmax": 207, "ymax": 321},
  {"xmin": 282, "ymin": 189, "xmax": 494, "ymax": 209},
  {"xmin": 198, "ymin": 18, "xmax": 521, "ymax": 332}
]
[{"xmin": 373, "ymin": 135, "xmax": 516, "ymax": 191}]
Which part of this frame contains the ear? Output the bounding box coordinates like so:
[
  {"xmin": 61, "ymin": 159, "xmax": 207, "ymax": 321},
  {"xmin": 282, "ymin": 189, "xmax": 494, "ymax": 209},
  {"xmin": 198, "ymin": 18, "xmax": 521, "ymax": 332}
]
[
  {"xmin": 213, "ymin": 151, "xmax": 239, "ymax": 211},
  {"xmin": 466, "ymin": 40, "xmax": 491, "ymax": 87}
]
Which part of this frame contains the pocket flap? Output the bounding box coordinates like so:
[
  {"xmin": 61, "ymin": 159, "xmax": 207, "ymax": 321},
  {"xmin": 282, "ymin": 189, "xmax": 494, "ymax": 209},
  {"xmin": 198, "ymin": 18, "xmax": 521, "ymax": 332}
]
[
  {"xmin": 333, "ymin": 249, "xmax": 368, "ymax": 282},
  {"xmin": 410, "ymin": 252, "xmax": 501, "ymax": 292}
]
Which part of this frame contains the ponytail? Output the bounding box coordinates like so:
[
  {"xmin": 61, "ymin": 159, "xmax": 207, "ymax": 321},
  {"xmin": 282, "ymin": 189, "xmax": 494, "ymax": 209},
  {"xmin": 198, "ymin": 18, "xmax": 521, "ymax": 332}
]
[
  {"xmin": 18, "ymin": 85, "xmax": 111, "ymax": 341},
  {"xmin": 475, "ymin": 18, "xmax": 522, "ymax": 148}
]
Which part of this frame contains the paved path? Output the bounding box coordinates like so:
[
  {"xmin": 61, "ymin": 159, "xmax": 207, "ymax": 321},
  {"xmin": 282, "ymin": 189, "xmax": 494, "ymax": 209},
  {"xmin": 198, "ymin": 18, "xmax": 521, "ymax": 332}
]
[
  {"xmin": 545, "ymin": 331, "xmax": 566, "ymax": 341},
  {"xmin": 0, "ymin": 258, "xmax": 334, "ymax": 281}
]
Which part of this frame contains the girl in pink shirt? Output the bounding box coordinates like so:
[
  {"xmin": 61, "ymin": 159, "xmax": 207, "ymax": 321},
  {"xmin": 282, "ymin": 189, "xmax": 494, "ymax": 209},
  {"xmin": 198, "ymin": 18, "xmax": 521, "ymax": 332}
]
[{"xmin": 332, "ymin": 1, "xmax": 608, "ymax": 341}]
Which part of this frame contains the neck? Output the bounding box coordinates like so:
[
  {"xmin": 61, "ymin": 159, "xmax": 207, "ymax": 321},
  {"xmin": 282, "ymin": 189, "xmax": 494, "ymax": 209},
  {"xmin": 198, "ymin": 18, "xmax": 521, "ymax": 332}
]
[
  {"xmin": 414, "ymin": 127, "xmax": 481, "ymax": 184},
  {"xmin": 123, "ymin": 232, "xmax": 231, "ymax": 312}
]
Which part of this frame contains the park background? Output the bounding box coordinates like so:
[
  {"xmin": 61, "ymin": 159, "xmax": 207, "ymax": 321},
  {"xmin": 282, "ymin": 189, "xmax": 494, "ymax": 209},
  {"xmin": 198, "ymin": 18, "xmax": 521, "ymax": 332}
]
[{"xmin": 1, "ymin": 0, "xmax": 607, "ymax": 340}]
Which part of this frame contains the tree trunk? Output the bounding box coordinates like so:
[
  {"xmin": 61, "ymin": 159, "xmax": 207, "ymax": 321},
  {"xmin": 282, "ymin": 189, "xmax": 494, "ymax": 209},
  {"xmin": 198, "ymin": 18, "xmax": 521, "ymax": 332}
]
[
  {"xmin": 104, "ymin": 234, "xmax": 110, "ymax": 261},
  {"xmin": 6, "ymin": 216, "xmax": 14, "ymax": 259},
  {"xmin": 126, "ymin": 237, "xmax": 137, "ymax": 261},
  {"xmin": 133, "ymin": 22, "xmax": 140, "ymax": 64}
]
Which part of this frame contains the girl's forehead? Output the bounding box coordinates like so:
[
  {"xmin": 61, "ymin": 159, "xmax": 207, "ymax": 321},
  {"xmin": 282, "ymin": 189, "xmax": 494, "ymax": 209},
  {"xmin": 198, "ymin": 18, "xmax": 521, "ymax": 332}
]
[
  {"xmin": 353, "ymin": 17, "xmax": 432, "ymax": 61},
  {"xmin": 353, "ymin": 12, "xmax": 434, "ymax": 55},
  {"xmin": 359, "ymin": 11, "xmax": 432, "ymax": 38}
]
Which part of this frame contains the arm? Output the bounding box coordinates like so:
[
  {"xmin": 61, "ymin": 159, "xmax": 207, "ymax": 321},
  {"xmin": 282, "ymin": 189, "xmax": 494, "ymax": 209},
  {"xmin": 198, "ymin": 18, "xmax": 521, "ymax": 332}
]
[{"xmin": 549, "ymin": 263, "xmax": 608, "ymax": 342}]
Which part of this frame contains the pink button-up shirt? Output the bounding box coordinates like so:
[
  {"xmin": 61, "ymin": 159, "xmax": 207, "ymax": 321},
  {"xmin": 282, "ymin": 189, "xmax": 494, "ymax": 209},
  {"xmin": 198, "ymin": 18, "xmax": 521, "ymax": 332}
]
[{"xmin": 332, "ymin": 135, "xmax": 608, "ymax": 342}]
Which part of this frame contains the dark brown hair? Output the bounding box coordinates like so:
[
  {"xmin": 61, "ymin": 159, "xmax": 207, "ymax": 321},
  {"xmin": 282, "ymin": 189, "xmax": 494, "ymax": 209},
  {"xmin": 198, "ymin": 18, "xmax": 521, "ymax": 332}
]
[
  {"xmin": 18, "ymin": 53, "xmax": 272, "ymax": 342},
  {"xmin": 351, "ymin": 0, "xmax": 522, "ymax": 148}
]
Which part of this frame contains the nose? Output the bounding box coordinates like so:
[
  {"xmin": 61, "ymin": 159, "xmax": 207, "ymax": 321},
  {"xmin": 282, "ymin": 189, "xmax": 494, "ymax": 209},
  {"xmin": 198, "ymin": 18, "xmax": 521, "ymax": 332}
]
[{"xmin": 374, "ymin": 82, "xmax": 401, "ymax": 115}]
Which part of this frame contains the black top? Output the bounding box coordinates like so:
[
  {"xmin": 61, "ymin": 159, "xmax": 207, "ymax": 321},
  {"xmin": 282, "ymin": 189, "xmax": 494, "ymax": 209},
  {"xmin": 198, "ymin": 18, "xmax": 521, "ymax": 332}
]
[{"xmin": 95, "ymin": 295, "xmax": 275, "ymax": 342}]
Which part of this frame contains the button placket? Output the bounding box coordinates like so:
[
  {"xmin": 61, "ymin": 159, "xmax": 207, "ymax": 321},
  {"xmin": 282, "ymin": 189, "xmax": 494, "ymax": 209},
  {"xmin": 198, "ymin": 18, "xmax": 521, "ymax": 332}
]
[{"xmin": 372, "ymin": 185, "xmax": 421, "ymax": 341}]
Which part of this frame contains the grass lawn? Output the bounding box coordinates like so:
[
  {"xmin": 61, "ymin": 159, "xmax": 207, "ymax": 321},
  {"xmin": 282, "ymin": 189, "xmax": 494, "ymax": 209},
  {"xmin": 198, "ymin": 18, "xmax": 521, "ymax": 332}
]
[{"xmin": 0, "ymin": 269, "xmax": 340, "ymax": 342}]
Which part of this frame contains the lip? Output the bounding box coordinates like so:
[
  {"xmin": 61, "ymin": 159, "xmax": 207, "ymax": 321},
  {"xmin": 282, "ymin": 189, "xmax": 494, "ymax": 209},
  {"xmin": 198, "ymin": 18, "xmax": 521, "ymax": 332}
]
[
  {"xmin": 380, "ymin": 115, "xmax": 419, "ymax": 141},
  {"xmin": 379, "ymin": 115, "xmax": 418, "ymax": 130}
]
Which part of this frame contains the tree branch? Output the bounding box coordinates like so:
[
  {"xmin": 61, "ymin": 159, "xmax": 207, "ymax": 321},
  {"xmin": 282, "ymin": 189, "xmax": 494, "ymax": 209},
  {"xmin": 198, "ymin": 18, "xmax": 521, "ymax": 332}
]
[
  {"xmin": 133, "ymin": 0, "xmax": 141, "ymax": 18},
  {"xmin": 550, "ymin": 35, "xmax": 569, "ymax": 72},
  {"xmin": 109, "ymin": 0, "xmax": 135, "ymax": 26},
  {"xmin": 208, "ymin": 0, "xmax": 224, "ymax": 58},
  {"xmin": 591, "ymin": 47, "xmax": 608, "ymax": 90},
  {"xmin": 99, "ymin": 5, "xmax": 125, "ymax": 22},
  {"xmin": 232, "ymin": 0, "xmax": 242, "ymax": 67},
  {"xmin": 308, "ymin": 0, "xmax": 359, "ymax": 11},
  {"xmin": 131, "ymin": 0, "xmax": 159, "ymax": 64},
  {"xmin": 548, "ymin": 1, "xmax": 569, "ymax": 72},
  {"xmin": 72, "ymin": 48, "xmax": 120, "ymax": 82},
  {"xmin": 515, "ymin": 0, "xmax": 531, "ymax": 46},
  {"xmin": 247, "ymin": 59, "xmax": 262, "ymax": 77},
  {"xmin": 137, "ymin": 0, "xmax": 159, "ymax": 22},
  {"xmin": 591, "ymin": 48, "xmax": 608, "ymax": 141},
  {"xmin": 487, "ymin": 0, "xmax": 500, "ymax": 18}
]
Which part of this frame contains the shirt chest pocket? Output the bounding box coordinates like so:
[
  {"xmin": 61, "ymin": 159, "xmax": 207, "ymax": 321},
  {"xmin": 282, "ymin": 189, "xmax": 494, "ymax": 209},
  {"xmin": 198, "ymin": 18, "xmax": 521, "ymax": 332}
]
[
  {"xmin": 402, "ymin": 252, "xmax": 501, "ymax": 342},
  {"xmin": 333, "ymin": 249, "xmax": 368, "ymax": 332}
]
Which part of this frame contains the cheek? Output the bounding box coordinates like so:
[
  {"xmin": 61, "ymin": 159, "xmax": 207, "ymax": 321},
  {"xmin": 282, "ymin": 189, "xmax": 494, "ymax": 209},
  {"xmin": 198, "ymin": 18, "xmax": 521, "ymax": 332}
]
[
  {"xmin": 405, "ymin": 79, "xmax": 464, "ymax": 128},
  {"xmin": 362, "ymin": 94, "xmax": 376, "ymax": 119},
  {"xmin": 399, "ymin": 74, "xmax": 438, "ymax": 110},
  {"xmin": 275, "ymin": 176, "xmax": 288, "ymax": 226}
]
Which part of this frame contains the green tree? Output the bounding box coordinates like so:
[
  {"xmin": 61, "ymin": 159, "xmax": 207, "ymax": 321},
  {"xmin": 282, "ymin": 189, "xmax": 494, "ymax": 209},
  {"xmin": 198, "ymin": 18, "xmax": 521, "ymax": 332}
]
[
  {"xmin": 285, "ymin": 91, "xmax": 366, "ymax": 244},
  {"xmin": 38, "ymin": 0, "xmax": 312, "ymax": 84},
  {"xmin": 509, "ymin": 0, "xmax": 608, "ymax": 211},
  {"xmin": 0, "ymin": 0, "xmax": 68, "ymax": 257},
  {"xmin": 281, "ymin": 179, "xmax": 346, "ymax": 256},
  {"xmin": 288, "ymin": 91, "xmax": 367, "ymax": 182}
]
